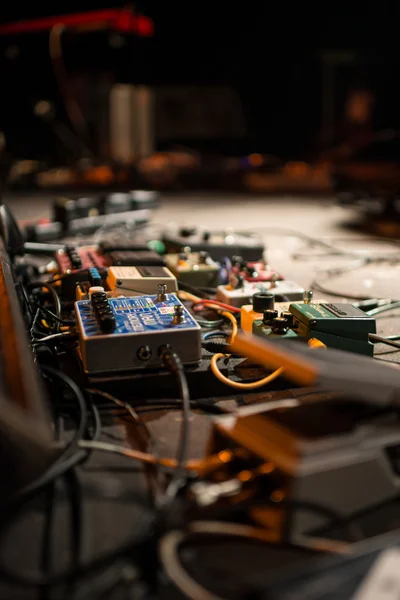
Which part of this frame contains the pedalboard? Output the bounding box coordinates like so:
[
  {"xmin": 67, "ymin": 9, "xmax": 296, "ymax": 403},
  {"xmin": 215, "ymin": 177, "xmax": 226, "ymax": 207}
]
[
  {"xmin": 164, "ymin": 251, "xmax": 220, "ymax": 288},
  {"xmin": 75, "ymin": 292, "xmax": 202, "ymax": 373},
  {"xmin": 163, "ymin": 227, "xmax": 264, "ymax": 261},
  {"xmin": 252, "ymin": 301, "xmax": 376, "ymax": 355},
  {"xmin": 107, "ymin": 265, "xmax": 178, "ymax": 296},
  {"xmin": 216, "ymin": 280, "xmax": 305, "ymax": 307}
]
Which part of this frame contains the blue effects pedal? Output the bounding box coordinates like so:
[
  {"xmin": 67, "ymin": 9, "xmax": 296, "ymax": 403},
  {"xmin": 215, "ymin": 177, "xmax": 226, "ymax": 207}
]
[{"xmin": 75, "ymin": 293, "xmax": 201, "ymax": 373}]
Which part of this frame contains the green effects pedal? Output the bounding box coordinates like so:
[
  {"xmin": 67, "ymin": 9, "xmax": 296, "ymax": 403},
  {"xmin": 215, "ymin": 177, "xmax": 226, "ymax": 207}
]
[{"xmin": 252, "ymin": 302, "xmax": 376, "ymax": 356}]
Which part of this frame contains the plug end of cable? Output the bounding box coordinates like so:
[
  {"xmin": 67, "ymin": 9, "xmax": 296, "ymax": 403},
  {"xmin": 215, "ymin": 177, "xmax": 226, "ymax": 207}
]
[{"xmin": 159, "ymin": 345, "xmax": 182, "ymax": 373}]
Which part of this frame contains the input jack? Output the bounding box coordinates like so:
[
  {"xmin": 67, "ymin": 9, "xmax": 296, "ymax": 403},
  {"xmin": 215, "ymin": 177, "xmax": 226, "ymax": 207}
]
[{"xmin": 137, "ymin": 346, "xmax": 152, "ymax": 361}]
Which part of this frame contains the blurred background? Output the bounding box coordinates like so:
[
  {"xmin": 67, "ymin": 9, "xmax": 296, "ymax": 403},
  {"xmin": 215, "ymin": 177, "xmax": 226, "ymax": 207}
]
[{"xmin": 1, "ymin": 2, "xmax": 400, "ymax": 233}]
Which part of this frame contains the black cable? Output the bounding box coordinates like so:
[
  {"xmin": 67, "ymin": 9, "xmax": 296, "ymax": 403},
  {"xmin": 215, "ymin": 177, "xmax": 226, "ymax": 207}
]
[
  {"xmin": 354, "ymin": 298, "xmax": 394, "ymax": 311},
  {"xmin": 32, "ymin": 335, "xmax": 78, "ymax": 353},
  {"xmin": 40, "ymin": 483, "xmax": 56, "ymax": 600},
  {"xmin": 159, "ymin": 348, "xmax": 190, "ymax": 471},
  {"xmin": 30, "ymin": 308, "xmax": 43, "ymax": 339},
  {"xmin": 15, "ymin": 451, "xmax": 86, "ymax": 507},
  {"xmin": 369, "ymin": 334, "xmax": 400, "ymax": 350},
  {"xmin": 202, "ymin": 340, "xmax": 230, "ymax": 354},
  {"xmin": 366, "ymin": 302, "xmax": 400, "ymax": 316},
  {"xmin": 0, "ymin": 517, "xmax": 152, "ymax": 590},
  {"xmin": 34, "ymin": 282, "xmax": 62, "ymax": 321},
  {"xmin": 133, "ymin": 401, "xmax": 226, "ymax": 415},
  {"xmin": 40, "ymin": 373, "xmax": 61, "ymax": 600},
  {"xmin": 0, "ymin": 440, "xmax": 157, "ymax": 592},
  {"xmin": 38, "ymin": 471, "xmax": 83, "ymax": 600},
  {"xmin": 42, "ymin": 367, "xmax": 97, "ymax": 477},
  {"xmin": 275, "ymin": 498, "xmax": 359, "ymax": 544},
  {"xmin": 159, "ymin": 347, "xmax": 191, "ymax": 501},
  {"xmin": 64, "ymin": 469, "xmax": 83, "ymax": 596},
  {"xmin": 30, "ymin": 282, "xmax": 62, "ymax": 333},
  {"xmin": 39, "ymin": 306, "xmax": 75, "ymax": 326},
  {"xmin": 41, "ymin": 366, "xmax": 87, "ymax": 445},
  {"xmin": 5, "ymin": 367, "xmax": 89, "ymax": 514},
  {"xmin": 178, "ymin": 281, "xmax": 213, "ymax": 298},
  {"xmin": 88, "ymin": 402, "xmax": 102, "ymax": 442},
  {"xmin": 18, "ymin": 281, "xmax": 35, "ymax": 322},
  {"xmin": 60, "ymin": 400, "xmax": 225, "ymax": 417},
  {"xmin": 46, "ymin": 269, "xmax": 88, "ymax": 284},
  {"xmin": 69, "ymin": 564, "xmax": 127, "ymax": 600}
]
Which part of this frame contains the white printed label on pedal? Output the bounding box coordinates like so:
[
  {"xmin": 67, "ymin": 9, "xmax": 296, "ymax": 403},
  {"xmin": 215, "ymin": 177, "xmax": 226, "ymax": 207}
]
[
  {"xmin": 111, "ymin": 266, "xmax": 141, "ymax": 279},
  {"xmin": 352, "ymin": 549, "xmax": 400, "ymax": 600},
  {"xmin": 158, "ymin": 306, "xmax": 175, "ymax": 314}
]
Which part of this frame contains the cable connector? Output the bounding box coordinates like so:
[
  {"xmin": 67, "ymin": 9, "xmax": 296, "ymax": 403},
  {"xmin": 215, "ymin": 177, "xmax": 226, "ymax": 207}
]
[
  {"xmin": 159, "ymin": 345, "xmax": 183, "ymax": 373},
  {"xmin": 202, "ymin": 341, "xmax": 230, "ymax": 354}
]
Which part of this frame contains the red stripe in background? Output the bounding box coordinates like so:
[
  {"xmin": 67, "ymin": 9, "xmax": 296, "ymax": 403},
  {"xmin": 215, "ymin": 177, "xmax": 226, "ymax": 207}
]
[{"xmin": 0, "ymin": 9, "xmax": 154, "ymax": 36}]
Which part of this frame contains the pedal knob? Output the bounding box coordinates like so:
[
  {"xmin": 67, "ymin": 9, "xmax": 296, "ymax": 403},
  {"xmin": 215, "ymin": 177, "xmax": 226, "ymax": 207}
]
[
  {"xmin": 263, "ymin": 309, "xmax": 278, "ymax": 325},
  {"xmin": 179, "ymin": 227, "xmax": 196, "ymax": 238},
  {"xmin": 92, "ymin": 296, "xmax": 108, "ymax": 309},
  {"xmin": 178, "ymin": 252, "xmax": 188, "ymax": 266},
  {"xmin": 97, "ymin": 306, "xmax": 113, "ymax": 317},
  {"xmin": 253, "ymin": 292, "xmax": 274, "ymax": 313},
  {"xmin": 199, "ymin": 251, "xmax": 209, "ymax": 264},
  {"xmin": 100, "ymin": 314, "xmax": 116, "ymax": 332},
  {"xmin": 232, "ymin": 255, "xmax": 245, "ymax": 268},
  {"xmin": 269, "ymin": 273, "xmax": 280, "ymax": 289},
  {"xmin": 280, "ymin": 311, "xmax": 294, "ymax": 327},
  {"xmin": 172, "ymin": 304, "xmax": 184, "ymax": 325},
  {"xmin": 271, "ymin": 317, "xmax": 289, "ymax": 334},
  {"xmin": 70, "ymin": 252, "xmax": 82, "ymax": 269}
]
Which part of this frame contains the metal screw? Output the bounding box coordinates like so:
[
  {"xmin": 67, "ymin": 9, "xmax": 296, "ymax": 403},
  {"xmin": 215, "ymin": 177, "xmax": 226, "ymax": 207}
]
[
  {"xmin": 303, "ymin": 290, "xmax": 313, "ymax": 304},
  {"xmin": 270, "ymin": 273, "xmax": 280, "ymax": 289},
  {"xmin": 157, "ymin": 284, "xmax": 167, "ymax": 302}
]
